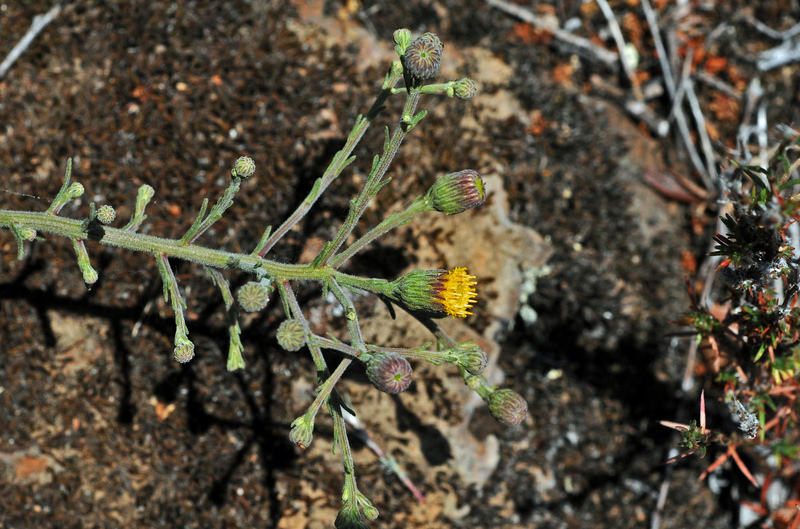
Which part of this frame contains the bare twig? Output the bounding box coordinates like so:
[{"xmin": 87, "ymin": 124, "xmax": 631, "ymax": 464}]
[
  {"xmin": 692, "ymin": 71, "xmax": 742, "ymax": 101},
  {"xmin": 684, "ymin": 78, "xmax": 717, "ymax": 184},
  {"xmin": 669, "ymin": 50, "xmax": 715, "ymax": 189},
  {"xmin": 594, "ymin": 0, "xmax": 644, "ymax": 101},
  {"xmin": 0, "ymin": 4, "xmax": 62, "ymax": 80},
  {"xmin": 487, "ymin": 0, "xmax": 619, "ymax": 68},
  {"xmin": 756, "ymin": 39, "xmax": 800, "ymax": 72},
  {"xmin": 743, "ymin": 14, "xmax": 800, "ymax": 41},
  {"xmin": 641, "ymin": 0, "xmax": 676, "ymax": 96}
]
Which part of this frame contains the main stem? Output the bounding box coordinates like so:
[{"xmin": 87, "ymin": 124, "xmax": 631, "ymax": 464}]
[{"xmin": 0, "ymin": 210, "xmax": 311, "ymax": 280}]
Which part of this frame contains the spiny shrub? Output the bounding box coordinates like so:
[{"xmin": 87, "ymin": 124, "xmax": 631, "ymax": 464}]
[{"xmin": 665, "ymin": 128, "xmax": 800, "ymax": 516}]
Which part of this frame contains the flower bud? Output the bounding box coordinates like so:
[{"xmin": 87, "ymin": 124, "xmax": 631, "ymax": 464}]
[
  {"xmin": 454, "ymin": 347, "xmax": 488, "ymax": 375},
  {"xmin": 233, "ymin": 156, "xmax": 256, "ymax": 179},
  {"xmin": 391, "ymin": 267, "xmax": 477, "ymax": 318},
  {"xmin": 402, "ymin": 32, "xmax": 443, "ymax": 80},
  {"xmin": 289, "ymin": 415, "xmax": 314, "ymax": 450},
  {"xmin": 488, "ymin": 389, "xmax": 527, "ymax": 426},
  {"xmin": 335, "ymin": 506, "xmax": 369, "ymax": 529},
  {"xmin": 237, "ymin": 281, "xmax": 270, "ymax": 312},
  {"xmin": 96, "ymin": 204, "xmax": 116, "ymax": 224},
  {"xmin": 365, "ymin": 352, "xmax": 413, "ymax": 394},
  {"xmin": 173, "ymin": 338, "xmax": 195, "ymax": 363},
  {"xmin": 427, "ymin": 169, "xmax": 486, "ymax": 215},
  {"xmin": 276, "ymin": 319, "xmax": 306, "ymax": 352},
  {"xmin": 66, "ymin": 182, "xmax": 85, "ymax": 199},
  {"xmin": 453, "ymin": 78, "xmax": 477, "ymax": 100},
  {"xmin": 393, "ymin": 28, "xmax": 412, "ymax": 56},
  {"xmin": 19, "ymin": 227, "xmax": 37, "ymax": 241}
]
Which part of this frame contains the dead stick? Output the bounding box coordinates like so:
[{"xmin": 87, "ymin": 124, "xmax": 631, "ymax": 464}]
[
  {"xmin": 594, "ymin": 0, "xmax": 644, "ymax": 101},
  {"xmin": 487, "ymin": 0, "xmax": 619, "ymax": 68},
  {"xmin": 0, "ymin": 4, "xmax": 62, "ymax": 79}
]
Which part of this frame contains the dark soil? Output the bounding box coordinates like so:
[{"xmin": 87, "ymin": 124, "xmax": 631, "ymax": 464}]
[{"xmin": 1, "ymin": 1, "xmax": 797, "ymax": 528}]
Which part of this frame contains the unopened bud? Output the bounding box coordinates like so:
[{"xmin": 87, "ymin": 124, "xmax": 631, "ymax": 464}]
[
  {"xmin": 393, "ymin": 28, "xmax": 412, "ymax": 56},
  {"xmin": 233, "ymin": 156, "xmax": 256, "ymax": 178},
  {"xmin": 237, "ymin": 281, "xmax": 270, "ymax": 312},
  {"xmin": 96, "ymin": 204, "xmax": 116, "ymax": 224},
  {"xmin": 453, "ymin": 78, "xmax": 477, "ymax": 100},
  {"xmin": 276, "ymin": 319, "xmax": 306, "ymax": 351},
  {"xmin": 427, "ymin": 169, "xmax": 485, "ymax": 215},
  {"xmin": 488, "ymin": 389, "xmax": 527, "ymax": 426},
  {"xmin": 365, "ymin": 352, "xmax": 413, "ymax": 394},
  {"xmin": 66, "ymin": 182, "xmax": 84, "ymax": 199},
  {"xmin": 173, "ymin": 338, "xmax": 195, "ymax": 363},
  {"xmin": 454, "ymin": 347, "xmax": 488, "ymax": 375},
  {"xmin": 402, "ymin": 32, "xmax": 443, "ymax": 80}
]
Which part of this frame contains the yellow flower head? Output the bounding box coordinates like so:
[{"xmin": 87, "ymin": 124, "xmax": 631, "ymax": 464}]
[
  {"xmin": 438, "ymin": 267, "xmax": 477, "ymax": 318},
  {"xmin": 391, "ymin": 267, "xmax": 477, "ymax": 318}
]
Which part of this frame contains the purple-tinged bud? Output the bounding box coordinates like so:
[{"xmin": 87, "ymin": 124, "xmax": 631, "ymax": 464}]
[
  {"xmin": 453, "ymin": 78, "xmax": 477, "ymax": 100},
  {"xmin": 276, "ymin": 319, "xmax": 306, "ymax": 352},
  {"xmin": 237, "ymin": 281, "xmax": 270, "ymax": 312},
  {"xmin": 488, "ymin": 389, "xmax": 527, "ymax": 426},
  {"xmin": 402, "ymin": 32, "xmax": 443, "ymax": 80},
  {"xmin": 427, "ymin": 169, "xmax": 486, "ymax": 215},
  {"xmin": 365, "ymin": 352, "xmax": 413, "ymax": 394}
]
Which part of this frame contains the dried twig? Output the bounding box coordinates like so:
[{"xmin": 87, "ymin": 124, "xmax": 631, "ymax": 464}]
[
  {"xmin": 0, "ymin": 4, "xmax": 62, "ymax": 80},
  {"xmin": 487, "ymin": 0, "xmax": 619, "ymax": 68},
  {"xmin": 594, "ymin": 0, "xmax": 644, "ymax": 101},
  {"xmin": 692, "ymin": 71, "xmax": 742, "ymax": 101},
  {"xmin": 640, "ymin": 0, "xmax": 676, "ymax": 95},
  {"xmin": 743, "ymin": 14, "xmax": 800, "ymax": 41},
  {"xmin": 684, "ymin": 77, "xmax": 717, "ymax": 185},
  {"xmin": 756, "ymin": 39, "xmax": 800, "ymax": 72}
]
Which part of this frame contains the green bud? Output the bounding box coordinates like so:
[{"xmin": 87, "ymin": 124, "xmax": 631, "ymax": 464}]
[
  {"xmin": 173, "ymin": 338, "xmax": 195, "ymax": 363},
  {"xmin": 237, "ymin": 281, "xmax": 270, "ymax": 312},
  {"xmin": 233, "ymin": 156, "xmax": 256, "ymax": 179},
  {"xmin": 454, "ymin": 347, "xmax": 488, "ymax": 375},
  {"xmin": 66, "ymin": 182, "xmax": 84, "ymax": 200},
  {"xmin": 137, "ymin": 184, "xmax": 155, "ymax": 209},
  {"xmin": 226, "ymin": 342, "xmax": 245, "ymax": 371},
  {"xmin": 276, "ymin": 319, "xmax": 306, "ymax": 351},
  {"xmin": 427, "ymin": 169, "xmax": 486, "ymax": 215},
  {"xmin": 289, "ymin": 414, "xmax": 314, "ymax": 450},
  {"xmin": 96, "ymin": 204, "xmax": 116, "ymax": 224},
  {"xmin": 454, "ymin": 78, "xmax": 477, "ymax": 100},
  {"xmin": 488, "ymin": 389, "xmax": 527, "ymax": 426},
  {"xmin": 72, "ymin": 239, "xmax": 98, "ymax": 285},
  {"xmin": 402, "ymin": 32, "xmax": 443, "ymax": 80},
  {"xmin": 393, "ymin": 28, "xmax": 412, "ymax": 56},
  {"xmin": 334, "ymin": 506, "xmax": 369, "ymax": 529},
  {"xmin": 365, "ymin": 351, "xmax": 413, "ymax": 394},
  {"xmin": 19, "ymin": 226, "xmax": 37, "ymax": 241}
]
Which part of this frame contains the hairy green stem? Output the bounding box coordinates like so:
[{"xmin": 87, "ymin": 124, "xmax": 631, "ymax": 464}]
[
  {"xmin": 258, "ymin": 63, "xmax": 404, "ymax": 258},
  {"xmin": 317, "ymin": 87, "xmax": 424, "ymax": 267},
  {"xmin": 330, "ymin": 195, "xmax": 430, "ymax": 268}
]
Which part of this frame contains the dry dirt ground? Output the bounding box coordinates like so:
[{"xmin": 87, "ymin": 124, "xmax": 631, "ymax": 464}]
[{"xmin": 2, "ymin": 1, "xmax": 799, "ymax": 528}]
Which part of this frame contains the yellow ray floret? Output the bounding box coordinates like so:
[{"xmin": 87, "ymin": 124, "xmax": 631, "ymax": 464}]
[{"xmin": 439, "ymin": 267, "xmax": 477, "ymax": 318}]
